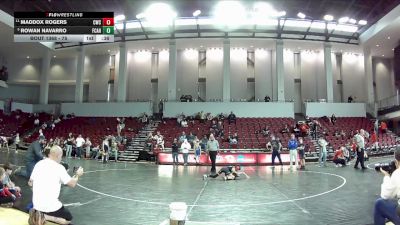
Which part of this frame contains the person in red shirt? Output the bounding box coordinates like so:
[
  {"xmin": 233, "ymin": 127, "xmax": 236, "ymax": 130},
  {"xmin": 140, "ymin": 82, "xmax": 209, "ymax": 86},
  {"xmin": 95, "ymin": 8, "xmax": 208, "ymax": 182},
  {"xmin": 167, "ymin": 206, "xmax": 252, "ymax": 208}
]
[
  {"xmin": 333, "ymin": 147, "xmax": 346, "ymax": 167},
  {"xmin": 380, "ymin": 121, "xmax": 388, "ymax": 133},
  {"xmin": 370, "ymin": 131, "xmax": 379, "ymax": 151}
]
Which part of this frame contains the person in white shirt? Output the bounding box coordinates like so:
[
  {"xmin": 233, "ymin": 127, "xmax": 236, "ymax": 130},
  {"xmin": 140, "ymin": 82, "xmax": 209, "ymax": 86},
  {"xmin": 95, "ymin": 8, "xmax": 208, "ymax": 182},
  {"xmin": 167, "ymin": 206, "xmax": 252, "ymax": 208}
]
[
  {"xmin": 181, "ymin": 139, "xmax": 191, "ymax": 166},
  {"xmin": 14, "ymin": 133, "xmax": 20, "ymax": 153},
  {"xmin": 374, "ymin": 149, "xmax": 400, "ymax": 225},
  {"xmin": 157, "ymin": 135, "xmax": 165, "ymax": 151},
  {"xmin": 75, "ymin": 135, "xmax": 85, "ymax": 159},
  {"xmin": 28, "ymin": 145, "xmax": 84, "ymax": 225}
]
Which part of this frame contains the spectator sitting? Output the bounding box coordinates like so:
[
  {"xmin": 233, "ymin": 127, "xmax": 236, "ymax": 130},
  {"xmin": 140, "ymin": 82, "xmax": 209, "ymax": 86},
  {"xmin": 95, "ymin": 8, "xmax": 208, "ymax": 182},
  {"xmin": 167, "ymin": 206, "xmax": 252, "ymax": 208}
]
[
  {"xmin": 3, "ymin": 163, "xmax": 21, "ymax": 197},
  {"xmin": 180, "ymin": 119, "xmax": 188, "ymax": 127},
  {"xmin": 187, "ymin": 132, "xmax": 195, "ymax": 144},
  {"xmin": 34, "ymin": 118, "xmax": 40, "ymax": 126},
  {"xmin": 210, "ymin": 120, "xmax": 218, "ymax": 132},
  {"xmin": 299, "ymin": 123, "xmax": 309, "ymax": 136},
  {"xmin": 334, "ymin": 130, "xmax": 341, "ymax": 138},
  {"xmin": 380, "ymin": 121, "xmax": 388, "ymax": 133},
  {"xmin": 38, "ymin": 129, "xmax": 45, "ymax": 139},
  {"xmin": 179, "ymin": 132, "xmax": 187, "ymax": 143},
  {"xmin": 227, "ymin": 111, "xmax": 236, "ymax": 124},
  {"xmin": 0, "ymin": 167, "xmax": 15, "ymax": 206},
  {"xmin": 342, "ymin": 146, "xmax": 351, "ymax": 162},
  {"xmin": 41, "ymin": 123, "xmax": 47, "ymax": 130},
  {"xmin": 348, "ymin": 95, "xmax": 353, "ymax": 103},
  {"xmin": 216, "ymin": 121, "xmax": 224, "ymax": 137},
  {"xmin": 281, "ymin": 124, "xmax": 290, "ymax": 134},
  {"xmin": 264, "ymin": 95, "xmax": 271, "ymax": 102},
  {"xmin": 199, "ymin": 111, "xmax": 206, "ymax": 123},
  {"xmin": 206, "ymin": 113, "xmax": 213, "ymax": 121},
  {"xmin": 340, "ymin": 130, "xmax": 346, "ymax": 138},
  {"xmin": 333, "ymin": 147, "xmax": 347, "ymax": 167},
  {"xmin": 141, "ymin": 113, "xmax": 148, "ymax": 124},
  {"xmin": 261, "ymin": 126, "xmax": 270, "ymax": 136},
  {"xmin": 90, "ymin": 145, "xmax": 100, "ymax": 159},
  {"xmin": 217, "ymin": 113, "xmax": 225, "ymax": 121},
  {"xmin": 200, "ymin": 135, "xmax": 208, "ymax": 150}
]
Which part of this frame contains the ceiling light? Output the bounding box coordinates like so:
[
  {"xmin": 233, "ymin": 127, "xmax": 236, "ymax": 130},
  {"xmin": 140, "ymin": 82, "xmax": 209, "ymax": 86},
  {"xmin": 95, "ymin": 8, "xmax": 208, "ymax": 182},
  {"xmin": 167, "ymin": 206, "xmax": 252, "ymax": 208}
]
[
  {"xmin": 358, "ymin": 20, "xmax": 367, "ymax": 25},
  {"xmin": 392, "ymin": 48, "xmax": 395, "ymax": 51},
  {"xmin": 387, "ymin": 36, "xmax": 391, "ymax": 39},
  {"xmin": 382, "ymin": 55, "xmax": 385, "ymax": 57},
  {"xmin": 200, "ymin": 45, "xmax": 203, "ymax": 48},
  {"xmin": 214, "ymin": 1, "xmax": 246, "ymax": 26},
  {"xmin": 27, "ymin": 56, "xmax": 30, "ymax": 59},
  {"xmin": 114, "ymin": 14, "xmax": 126, "ymax": 22},
  {"xmin": 53, "ymin": 55, "xmax": 56, "ymax": 58},
  {"xmin": 348, "ymin": 18, "xmax": 356, "ymax": 24},
  {"xmin": 107, "ymin": 49, "xmax": 111, "ymax": 52},
  {"xmin": 141, "ymin": 3, "xmax": 177, "ymax": 27},
  {"xmin": 250, "ymin": 45, "xmax": 254, "ymax": 48},
  {"xmin": 276, "ymin": 11, "xmax": 286, "ymax": 17},
  {"xmin": 376, "ymin": 44, "xmax": 380, "ymax": 47},
  {"xmin": 297, "ymin": 12, "xmax": 306, "ymax": 19},
  {"xmin": 193, "ymin": 10, "xmax": 201, "ymax": 17},
  {"xmin": 323, "ymin": 15, "xmax": 334, "ymax": 21},
  {"xmin": 338, "ymin": 17, "xmax": 349, "ymax": 23},
  {"xmin": 136, "ymin": 13, "xmax": 145, "ymax": 19}
]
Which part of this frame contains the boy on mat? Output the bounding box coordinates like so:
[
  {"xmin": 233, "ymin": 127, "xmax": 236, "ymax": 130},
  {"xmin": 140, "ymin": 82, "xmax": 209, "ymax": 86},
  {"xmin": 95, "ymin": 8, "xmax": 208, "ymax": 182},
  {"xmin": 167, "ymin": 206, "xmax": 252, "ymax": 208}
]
[{"xmin": 203, "ymin": 165, "xmax": 249, "ymax": 181}]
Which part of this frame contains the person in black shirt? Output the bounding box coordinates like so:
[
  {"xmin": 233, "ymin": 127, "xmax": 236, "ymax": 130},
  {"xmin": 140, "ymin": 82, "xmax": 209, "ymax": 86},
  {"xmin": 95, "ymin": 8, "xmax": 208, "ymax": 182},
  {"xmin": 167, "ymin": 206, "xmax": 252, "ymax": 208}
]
[
  {"xmin": 227, "ymin": 111, "xmax": 236, "ymax": 124},
  {"xmin": 25, "ymin": 137, "xmax": 45, "ymax": 178},
  {"xmin": 267, "ymin": 135, "xmax": 283, "ymax": 166},
  {"xmin": 297, "ymin": 137, "xmax": 306, "ymax": 170},
  {"xmin": 331, "ymin": 114, "xmax": 337, "ymax": 125},
  {"xmin": 171, "ymin": 138, "xmax": 179, "ymax": 165}
]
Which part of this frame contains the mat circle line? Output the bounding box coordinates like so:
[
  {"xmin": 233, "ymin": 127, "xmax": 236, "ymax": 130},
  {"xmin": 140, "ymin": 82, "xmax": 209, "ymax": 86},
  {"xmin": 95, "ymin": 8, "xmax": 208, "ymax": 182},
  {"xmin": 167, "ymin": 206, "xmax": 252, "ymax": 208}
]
[{"xmin": 77, "ymin": 168, "xmax": 346, "ymax": 207}]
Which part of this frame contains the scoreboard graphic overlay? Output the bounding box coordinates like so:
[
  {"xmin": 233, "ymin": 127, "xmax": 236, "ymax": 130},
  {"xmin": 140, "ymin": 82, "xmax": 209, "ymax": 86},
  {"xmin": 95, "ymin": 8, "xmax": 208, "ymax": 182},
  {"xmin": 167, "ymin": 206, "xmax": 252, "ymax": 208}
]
[{"xmin": 14, "ymin": 12, "xmax": 114, "ymax": 42}]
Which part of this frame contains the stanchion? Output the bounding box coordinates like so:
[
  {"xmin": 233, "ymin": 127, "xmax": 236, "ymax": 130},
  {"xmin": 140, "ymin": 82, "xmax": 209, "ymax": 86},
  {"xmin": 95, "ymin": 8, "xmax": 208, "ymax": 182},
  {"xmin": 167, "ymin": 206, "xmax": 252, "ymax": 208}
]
[{"xmin": 169, "ymin": 202, "xmax": 187, "ymax": 225}]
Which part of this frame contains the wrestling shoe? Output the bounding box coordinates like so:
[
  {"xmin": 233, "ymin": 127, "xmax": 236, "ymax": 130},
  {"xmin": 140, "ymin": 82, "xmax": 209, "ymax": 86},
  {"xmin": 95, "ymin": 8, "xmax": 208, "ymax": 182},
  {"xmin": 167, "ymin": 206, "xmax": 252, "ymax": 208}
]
[{"xmin": 203, "ymin": 174, "xmax": 207, "ymax": 180}]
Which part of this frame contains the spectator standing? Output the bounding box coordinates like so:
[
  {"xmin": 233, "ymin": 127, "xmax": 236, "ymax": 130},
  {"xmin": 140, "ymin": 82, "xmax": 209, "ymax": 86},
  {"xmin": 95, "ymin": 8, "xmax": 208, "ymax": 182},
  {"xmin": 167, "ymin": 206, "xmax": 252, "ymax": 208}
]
[
  {"xmin": 171, "ymin": 138, "xmax": 179, "ymax": 165},
  {"xmin": 181, "ymin": 139, "xmax": 191, "ymax": 166},
  {"xmin": 318, "ymin": 136, "xmax": 328, "ymax": 167},
  {"xmin": 206, "ymin": 134, "xmax": 219, "ymax": 174},
  {"xmin": 25, "ymin": 137, "xmax": 45, "ymax": 178},
  {"xmin": 193, "ymin": 137, "xmax": 201, "ymax": 164},
  {"xmin": 75, "ymin": 135, "xmax": 85, "ymax": 159},
  {"xmin": 65, "ymin": 133, "xmax": 74, "ymax": 158},
  {"xmin": 85, "ymin": 138, "xmax": 92, "ymax": 159},
  {"xmin": 267, "ymin": 135, "xmax": 283, "ymax": 167},
  {"xmin": 288, "ymin": 134, "xmax": 298, "ymax": 170},
  {"xmin": 14, "ymin": 133, "xmax": 20, "ymax": 153},
  {"xmin": 297, "ymin": 138, "xmax": 306, "ymax": 170}
]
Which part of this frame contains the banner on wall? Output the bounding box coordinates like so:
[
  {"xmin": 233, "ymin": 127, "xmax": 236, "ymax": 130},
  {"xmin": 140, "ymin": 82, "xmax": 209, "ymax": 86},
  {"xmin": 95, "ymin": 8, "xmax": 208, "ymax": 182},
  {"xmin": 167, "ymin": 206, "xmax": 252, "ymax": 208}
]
[{"xmin": 158, "ymin": 152, "xmax": 291, "ymax": 165}]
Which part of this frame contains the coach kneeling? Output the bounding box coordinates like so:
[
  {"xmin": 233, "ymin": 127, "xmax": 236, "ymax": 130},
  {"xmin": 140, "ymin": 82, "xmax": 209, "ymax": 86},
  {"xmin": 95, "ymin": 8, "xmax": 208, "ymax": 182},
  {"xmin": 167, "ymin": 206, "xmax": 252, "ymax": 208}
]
[
  {"xmin": 29, "ymin": 145, "xmax": 84, "ymax": 225},
  {"xmin": 373, "ymin": 148, "xmax": 400, "ymax": 225}
]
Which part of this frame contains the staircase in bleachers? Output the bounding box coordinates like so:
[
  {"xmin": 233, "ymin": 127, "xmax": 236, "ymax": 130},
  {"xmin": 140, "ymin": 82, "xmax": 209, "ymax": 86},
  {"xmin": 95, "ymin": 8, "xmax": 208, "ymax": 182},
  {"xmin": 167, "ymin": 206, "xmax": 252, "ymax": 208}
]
[{"xmin": 118, "ymin": 121, "xmax": 159, "ymax": 162}]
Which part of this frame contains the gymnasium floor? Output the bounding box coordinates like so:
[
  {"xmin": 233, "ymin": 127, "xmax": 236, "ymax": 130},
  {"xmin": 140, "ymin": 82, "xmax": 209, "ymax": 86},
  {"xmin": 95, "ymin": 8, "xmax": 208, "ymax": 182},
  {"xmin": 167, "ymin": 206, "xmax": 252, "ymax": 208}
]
[{"xmin": 0, "ymin": 148, "xmax": 390, "ymax": 225}]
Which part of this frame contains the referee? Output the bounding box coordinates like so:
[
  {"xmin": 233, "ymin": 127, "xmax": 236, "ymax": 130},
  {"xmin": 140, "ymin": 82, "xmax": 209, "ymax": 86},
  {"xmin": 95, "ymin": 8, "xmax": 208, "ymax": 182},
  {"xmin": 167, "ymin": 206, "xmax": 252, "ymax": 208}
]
[
  {"xmin": 354, "ymin": 129, "xmax": 367, "ymax": 169},
  {"xmin": 206, "ymin": 134, "xmax": 219, "ymax": 174}
]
